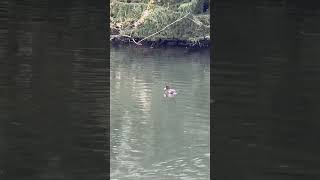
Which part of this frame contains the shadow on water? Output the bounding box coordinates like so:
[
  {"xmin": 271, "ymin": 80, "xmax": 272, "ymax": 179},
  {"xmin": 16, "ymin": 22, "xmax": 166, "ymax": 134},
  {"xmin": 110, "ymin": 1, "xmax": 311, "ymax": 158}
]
[
  {"xmin": 0, "ymin": 1, "xmax": 108, "ymax": 179},
  {"xmin": 214, "ymin": 1, "xmax": 320, "ymax": 180}
]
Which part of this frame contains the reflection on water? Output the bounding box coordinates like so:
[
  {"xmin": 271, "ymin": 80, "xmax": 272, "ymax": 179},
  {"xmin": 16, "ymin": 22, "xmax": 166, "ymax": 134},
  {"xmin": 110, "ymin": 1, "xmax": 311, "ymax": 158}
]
[
  {"xmin": 0, "ymin": 1, "xmax": 108, "ymax": 179},
  {"xmin": 111, "ymin": 46, "xmax": 210, "ymax": 179},
  {"xmin": 214, "ymin": 1, "xmax": 320, "ymax": 180}
]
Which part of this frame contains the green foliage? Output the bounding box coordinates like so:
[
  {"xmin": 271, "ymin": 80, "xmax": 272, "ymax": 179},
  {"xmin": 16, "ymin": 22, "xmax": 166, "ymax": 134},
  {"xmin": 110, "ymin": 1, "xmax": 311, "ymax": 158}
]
[{"xmin": 110, "ymin": 0, "xmax": 210, "ymax": 43}]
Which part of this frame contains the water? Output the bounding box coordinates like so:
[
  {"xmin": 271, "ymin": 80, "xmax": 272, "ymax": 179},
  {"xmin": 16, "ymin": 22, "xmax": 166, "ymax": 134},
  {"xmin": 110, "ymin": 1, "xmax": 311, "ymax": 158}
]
[
  {"xmin": 110, "ymin": 45, "xmax": 210, "ymax": 179},
  {"xmin": 214, "ymin": 1, "xmax": 320, "ymax": 179},
  {"xmin": 0, "ymin": 1, "xmax": 108, "ymax": 179}
]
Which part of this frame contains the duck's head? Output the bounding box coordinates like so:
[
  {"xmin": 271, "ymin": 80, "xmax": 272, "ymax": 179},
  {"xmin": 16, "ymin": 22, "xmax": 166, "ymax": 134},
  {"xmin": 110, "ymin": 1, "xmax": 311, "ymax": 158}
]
[{"xmin": 165, "ymin": 85, "xmax": 170, "ymax": 90}]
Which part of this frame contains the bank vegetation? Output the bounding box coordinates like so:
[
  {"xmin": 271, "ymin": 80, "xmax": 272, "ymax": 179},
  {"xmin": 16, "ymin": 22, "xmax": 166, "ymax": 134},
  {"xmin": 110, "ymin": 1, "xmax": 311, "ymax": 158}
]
[{"xmin": 110, "ymin": 0, "xmax": 210, "ymax": 47}]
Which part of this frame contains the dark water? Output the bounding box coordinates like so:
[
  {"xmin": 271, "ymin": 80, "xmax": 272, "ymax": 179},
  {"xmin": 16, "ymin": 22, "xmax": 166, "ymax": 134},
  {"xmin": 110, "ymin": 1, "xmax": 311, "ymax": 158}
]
[
  {"xmin": 214, "ymin": 1, "xmax": 320, "ymax": 180},
  {"xmin": 110, "ymin": 46, "xmax": 210, "ymax": 179},
  {"xmin": 0, "ymin": 1, "xmax": 108, "ymax": 179}
]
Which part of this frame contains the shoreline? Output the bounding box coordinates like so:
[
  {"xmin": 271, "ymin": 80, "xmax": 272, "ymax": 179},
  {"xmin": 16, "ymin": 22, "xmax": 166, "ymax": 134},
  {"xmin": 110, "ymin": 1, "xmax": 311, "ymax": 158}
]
[{"xmin": 110, "ymin": 35, "xmax": 210, "ymax": 49}]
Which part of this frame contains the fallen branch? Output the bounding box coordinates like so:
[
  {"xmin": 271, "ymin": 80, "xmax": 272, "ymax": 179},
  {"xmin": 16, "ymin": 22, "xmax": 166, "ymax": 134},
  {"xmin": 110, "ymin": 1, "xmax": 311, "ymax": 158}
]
[
  {"xmin": 117, "ymin": 34, "xmax": 142, "ymax": 45},
  {"xmin": 136, "ymin": 12, "xmax": 191, "ymax": 44},
  {"xmin": 121, "ymin": 34, "xmax": 142, "ymax": 45}
]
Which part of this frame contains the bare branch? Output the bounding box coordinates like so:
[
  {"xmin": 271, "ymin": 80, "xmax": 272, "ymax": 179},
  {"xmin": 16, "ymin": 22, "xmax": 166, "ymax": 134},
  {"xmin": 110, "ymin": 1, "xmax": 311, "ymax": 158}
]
[
  {"xmin": 137, "ymin": 12, "xmax": 191, "ymax": 44},
  {"xmin": 119, "ymin": 34, "xmax": 142, "ymax": 45}
]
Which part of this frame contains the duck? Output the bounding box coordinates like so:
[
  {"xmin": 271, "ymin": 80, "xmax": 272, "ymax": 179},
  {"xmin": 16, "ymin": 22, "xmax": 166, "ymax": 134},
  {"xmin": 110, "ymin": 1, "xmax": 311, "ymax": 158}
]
[{"xmin": 163, "ymin": 85, "xmax": 177, "ymax": 97}]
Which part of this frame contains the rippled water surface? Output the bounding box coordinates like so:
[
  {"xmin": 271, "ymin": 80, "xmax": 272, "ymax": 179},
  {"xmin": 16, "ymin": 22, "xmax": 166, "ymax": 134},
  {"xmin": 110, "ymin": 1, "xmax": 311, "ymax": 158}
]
[{"xmin": 110, "ymin": 46, "xmax": 210, "ymax": 180}]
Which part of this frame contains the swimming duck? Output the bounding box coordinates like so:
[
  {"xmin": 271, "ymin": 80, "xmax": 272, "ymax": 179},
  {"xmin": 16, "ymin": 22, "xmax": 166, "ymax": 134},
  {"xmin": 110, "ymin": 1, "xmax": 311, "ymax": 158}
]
[{"xmin": 164, "ymin": 85, "xmax": 177, "ymax": 97}]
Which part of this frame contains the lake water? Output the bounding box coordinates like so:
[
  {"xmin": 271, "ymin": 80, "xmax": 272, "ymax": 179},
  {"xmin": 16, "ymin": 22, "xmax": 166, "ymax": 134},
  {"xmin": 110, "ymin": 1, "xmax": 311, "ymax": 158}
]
[{"xmin": 110, "ymin": 45, "xmax": 210, "ymax": 180}]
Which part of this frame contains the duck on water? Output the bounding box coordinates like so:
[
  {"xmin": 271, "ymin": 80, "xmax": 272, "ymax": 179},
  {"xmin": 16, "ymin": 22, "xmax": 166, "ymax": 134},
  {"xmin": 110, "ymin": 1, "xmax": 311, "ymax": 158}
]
[{"xmin": 164, "ymin": 85, "xmax": 177, "ymax": 98}]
